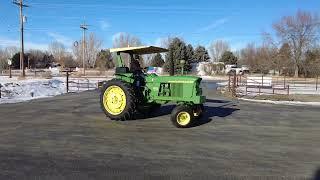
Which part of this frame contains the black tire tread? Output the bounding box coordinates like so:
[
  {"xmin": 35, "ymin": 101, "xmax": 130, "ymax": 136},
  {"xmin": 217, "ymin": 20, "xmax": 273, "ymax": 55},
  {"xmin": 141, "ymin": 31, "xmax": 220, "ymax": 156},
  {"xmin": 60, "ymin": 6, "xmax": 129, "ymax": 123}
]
[
  {"xmin": 100, "ymin": 79, "xmax": 137, "ymax": 121},
  {"xmin": 171, "ymin": 105, "xmax": 195, "ymax": 128}
]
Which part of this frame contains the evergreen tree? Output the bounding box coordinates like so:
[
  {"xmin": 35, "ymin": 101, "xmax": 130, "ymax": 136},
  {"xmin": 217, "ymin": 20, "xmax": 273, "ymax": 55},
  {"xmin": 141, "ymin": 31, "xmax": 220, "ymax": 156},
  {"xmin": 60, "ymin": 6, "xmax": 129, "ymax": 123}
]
[
  {"xmin": 164, "ymin": 37, "xmax": 191, "ymax": 74},
  {"xmin": 186, "ymin": 44, "xmax": 194, "ymax": 62},
  {"xmin": 150, "ymin": 53, "xmax": 165, "ymax": 67},
  {"xmin": 11, "ymin": 52, "xmax": 28, "ymax": 69},
  {"xmin": 193, "ymin": 46, "xmax": 210, "ymax": 63},
  {"xmin": 96, "ymin": 49, "xmax": 114, "ymax": 70},
  {"xmin": 220, "ymin": 51, "xmax": 238, "ymax": 64}
]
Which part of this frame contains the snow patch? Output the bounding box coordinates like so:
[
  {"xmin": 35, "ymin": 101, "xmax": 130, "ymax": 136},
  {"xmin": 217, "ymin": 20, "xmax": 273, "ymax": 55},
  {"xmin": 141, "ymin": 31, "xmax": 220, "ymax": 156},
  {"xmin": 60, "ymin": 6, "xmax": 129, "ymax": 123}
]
[
  {"xmin": 0, "ymin": 76, "xmax": 110, "ymax": 104},
  {"xmin": 0, "ymin": 77, "xmax": 66, "ymax": 104},
  {"xmin": 239, "ymin": 98, "xmax": 320, "ymax": 106}
]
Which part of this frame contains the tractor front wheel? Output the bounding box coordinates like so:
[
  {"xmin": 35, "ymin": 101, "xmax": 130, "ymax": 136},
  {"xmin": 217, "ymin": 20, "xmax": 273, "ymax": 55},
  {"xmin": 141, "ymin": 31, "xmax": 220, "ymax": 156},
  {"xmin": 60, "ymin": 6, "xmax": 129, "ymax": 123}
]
[{"xmin": 171, "ymin": 105, "xmax": 195, "ymax": 128}]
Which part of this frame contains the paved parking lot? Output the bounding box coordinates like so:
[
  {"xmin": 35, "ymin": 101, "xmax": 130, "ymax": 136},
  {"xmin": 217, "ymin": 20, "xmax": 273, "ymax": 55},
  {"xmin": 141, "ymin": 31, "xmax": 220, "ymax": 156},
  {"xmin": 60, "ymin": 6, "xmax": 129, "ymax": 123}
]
[{"xmin": 0, "ymin": 82, "xmax": 319, "ymax": 179}]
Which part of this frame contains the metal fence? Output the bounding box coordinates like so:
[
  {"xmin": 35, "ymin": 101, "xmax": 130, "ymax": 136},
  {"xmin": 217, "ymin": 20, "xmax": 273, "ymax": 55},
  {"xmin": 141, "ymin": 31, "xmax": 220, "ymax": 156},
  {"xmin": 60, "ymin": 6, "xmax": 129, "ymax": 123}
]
[
  {"xmin": 0, "ymin": 84, "xmax": 2, "ymax": 98},
  {"xmin": 1, "ymin": 69, "xmax": 54, "ymax": 77},
  {"xmin": 67, "ymin": 78, "xmax": 99, "ymax": 93},
  {"xmin": 228, "ymin": 74, "xmax": 319, "ymax": 96}
]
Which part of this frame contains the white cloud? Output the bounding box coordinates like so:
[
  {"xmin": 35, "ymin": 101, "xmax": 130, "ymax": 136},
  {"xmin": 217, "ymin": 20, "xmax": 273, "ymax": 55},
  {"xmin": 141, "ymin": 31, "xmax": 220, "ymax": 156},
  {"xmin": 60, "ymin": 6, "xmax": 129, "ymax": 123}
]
[
  {"xmin": 99, "ymin": 20, "xmax": 110, "ymax": 31},
  {"xmin": 47, "ymin": 32, "xmax": 73, "ymax": 47},
  {"xmin": 0, "ymin": 37, "xmax": 48, "ymax": 51},
  {"xmin": 197, "ymin": 18, "xmax": 229, "ymax": 33}
]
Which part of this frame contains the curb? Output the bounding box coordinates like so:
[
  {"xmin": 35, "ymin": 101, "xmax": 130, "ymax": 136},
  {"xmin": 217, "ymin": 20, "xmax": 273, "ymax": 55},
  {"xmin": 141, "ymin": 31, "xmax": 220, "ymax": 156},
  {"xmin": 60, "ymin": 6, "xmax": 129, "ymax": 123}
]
[{"xmin": 239, "ymin": 98, "xmax": 320, "ymax": 106}]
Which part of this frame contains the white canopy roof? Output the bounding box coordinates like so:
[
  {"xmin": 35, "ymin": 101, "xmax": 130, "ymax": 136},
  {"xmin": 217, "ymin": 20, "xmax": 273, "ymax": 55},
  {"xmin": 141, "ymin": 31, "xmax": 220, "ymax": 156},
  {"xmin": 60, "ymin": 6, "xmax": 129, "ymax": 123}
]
[{"xmin": 109, "ymin": 46, "xmax": 168, "ymax": 55}]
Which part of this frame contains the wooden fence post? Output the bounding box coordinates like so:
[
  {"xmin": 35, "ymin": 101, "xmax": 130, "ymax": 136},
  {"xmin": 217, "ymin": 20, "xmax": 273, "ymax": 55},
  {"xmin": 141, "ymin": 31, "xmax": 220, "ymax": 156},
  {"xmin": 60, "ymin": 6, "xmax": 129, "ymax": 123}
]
[
  {"xmin": 228, "ymin": 75, "xmax": 231, "ymax": 92},
  {"xmin": 66, "ymin": 71, "xmax": 69, "ymax": 93},
  {"xmin": 284, "ymin": 75, "xmax": 286, "ymax": 89},
  {"xmin": 77, "ymin": 80, "xmax": 80, "ymax": 92},
  {"xmin": 237, "ymin": 75, "xmax": 240, "ymax": 86},
  {"xmin": 316, "ymin": 76, "xmax": 318, "ymax": 91},
  {"xmin": 259, "ymin": 86, "xmax": 261, "ymax": 95},
  {"xmin": 232, "ymin": 74, "xmax": 237, "ymax": 97}
]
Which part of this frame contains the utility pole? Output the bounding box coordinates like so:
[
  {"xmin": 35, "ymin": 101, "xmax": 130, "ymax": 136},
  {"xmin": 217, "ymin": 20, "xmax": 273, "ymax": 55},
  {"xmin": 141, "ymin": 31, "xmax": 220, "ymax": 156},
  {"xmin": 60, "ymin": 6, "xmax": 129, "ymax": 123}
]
[
  {"xmin": 80, "ymin": 22, "xmax": 88, "ymax": 76},
  {"xmin": 13, "ymin": 0, "xmax": 28, "ymax": 77}
]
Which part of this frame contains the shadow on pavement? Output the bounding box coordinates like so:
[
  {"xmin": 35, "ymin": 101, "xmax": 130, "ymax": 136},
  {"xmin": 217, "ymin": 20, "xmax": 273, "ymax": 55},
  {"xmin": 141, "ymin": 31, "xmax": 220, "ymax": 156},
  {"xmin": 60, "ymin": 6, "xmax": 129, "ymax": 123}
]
[
  {"xmin": 133, "ymin": 98, "xmax": 239, "ymax": 128},
  {"xmin": 133, "ymin": 105, "xmax": 175, "ymax": 120},
  {"xmin": 314, "ymin": 168, "xmax": 320, "ymax": 180},
  {"xmin": 206, "ymin": 99, "xmax": 231, "ymax": 104},
  {"xmin": 192, "ymin": 105, "xmax": 239, "ymax": 127},
  {"xmin": 204, "ymin": 105, "xmax": 239, "ymax": 118}
]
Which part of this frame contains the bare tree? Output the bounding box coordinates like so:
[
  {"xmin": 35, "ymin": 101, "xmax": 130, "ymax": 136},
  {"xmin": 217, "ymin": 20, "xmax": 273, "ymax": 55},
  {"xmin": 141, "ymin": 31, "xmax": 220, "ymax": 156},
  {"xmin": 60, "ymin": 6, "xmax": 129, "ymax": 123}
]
[
  {"xmin": 256, "ymin": 46, "xmax": 277, "ymax": 74},
  {"xmin": 48, "ymin": 41, "xmax": 66, "ymax": 66},
  {"xmin": 27, "ymin": 49, "xmax": 45, "ymax": 68},
  {"xmin": 5, "ymin": 46, "xmax": 19, "ymax": 58},
  {"xmin": 209, "ymin": 40, "xmax": 230, "ymax": 62},
  {"xmin": 275, "ymin": 43, "xmax": 293, "ymax": 75},
  {"xmin": 112, "ymin": 32, "xmax": 143, "ymax": 66},
  {"xmin": 72, "ymin": 32, "xmax": 102, "ymax": 68},
  {"xmin": 273, "ymin": 10, "xmax": 320, "ymax": 77},
  {"xmin": 240, "ymin": 43, "xmax": 258, "ymax": 72},
  {"xmin": 63, "ymin": 53, "xmax": 78, "ymax": 68},
  {"xmin": 158, "ymin": 36, "xmax": 174, "ymax": 48},
  {"xmin": 87, "ymin": 33, "xmax": 103, "ymax": 68},
  {"xmin": 0, "ymin": 48, "xmax": 7, "ymax": 71},
  {"xmin": 112, "ymin": 32, "xmax": 142, "ymax": 48},
  {"xmin": 72, "ymin": 42, "xmax": 82, "ymax": 66},
  {"xmin": 0, "ymin": 46, "xmax": 19, "ymax": 70},
  {"xmin": 240, "ymin": 43, "xmax": 276, "ymax": 74}
]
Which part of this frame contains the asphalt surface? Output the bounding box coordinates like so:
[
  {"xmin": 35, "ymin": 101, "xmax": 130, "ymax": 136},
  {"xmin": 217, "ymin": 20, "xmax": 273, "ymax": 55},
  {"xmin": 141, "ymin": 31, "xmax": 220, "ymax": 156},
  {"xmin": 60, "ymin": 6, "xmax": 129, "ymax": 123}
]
[{"xmin": 0, "ymin": 82, "xmax": 320, "ymax": 179}]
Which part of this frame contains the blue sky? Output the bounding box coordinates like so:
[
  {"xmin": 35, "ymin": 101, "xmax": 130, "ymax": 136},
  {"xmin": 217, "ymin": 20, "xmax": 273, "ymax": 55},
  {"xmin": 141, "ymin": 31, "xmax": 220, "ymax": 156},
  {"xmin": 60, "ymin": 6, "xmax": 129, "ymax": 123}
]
[{"xmin": 0, "ymin": 0, "xmax": 319, "ymax": 51}]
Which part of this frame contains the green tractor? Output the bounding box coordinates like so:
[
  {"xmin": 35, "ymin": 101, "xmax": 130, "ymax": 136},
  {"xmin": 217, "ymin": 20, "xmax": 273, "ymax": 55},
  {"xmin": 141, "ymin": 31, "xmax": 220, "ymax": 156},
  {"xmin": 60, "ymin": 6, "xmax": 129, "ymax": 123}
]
[{"xmin": 100, "ymin": 46, "xmax": 206, "ymax": 128}]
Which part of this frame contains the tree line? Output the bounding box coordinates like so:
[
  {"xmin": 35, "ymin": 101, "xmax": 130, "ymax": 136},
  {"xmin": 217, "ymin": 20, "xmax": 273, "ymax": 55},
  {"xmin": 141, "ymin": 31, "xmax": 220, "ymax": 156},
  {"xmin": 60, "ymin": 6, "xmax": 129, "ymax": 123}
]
[
  {"xmin": 1, "ymin": 10, "xmax": 319, "ymax": 77},
  {"xmin": 0, "ymin": 32, "xmax": 105, "ymax": 71}
]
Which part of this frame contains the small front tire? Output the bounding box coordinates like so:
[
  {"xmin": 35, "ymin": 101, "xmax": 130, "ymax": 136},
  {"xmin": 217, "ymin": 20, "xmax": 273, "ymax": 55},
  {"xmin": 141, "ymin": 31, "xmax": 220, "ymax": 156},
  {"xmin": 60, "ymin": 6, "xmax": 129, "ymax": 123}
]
[{"xmin": 171, "ymin": 105, "xmax": 195, "ymax": 128}]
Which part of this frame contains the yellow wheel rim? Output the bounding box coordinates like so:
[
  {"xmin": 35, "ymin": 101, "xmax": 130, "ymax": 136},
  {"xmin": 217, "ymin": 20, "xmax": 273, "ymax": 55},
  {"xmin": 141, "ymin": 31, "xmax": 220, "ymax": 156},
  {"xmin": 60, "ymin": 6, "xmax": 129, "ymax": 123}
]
[
  {"xmin": 177, "ymin": 112, "xmax": 191, "ymax": 126},
  {"xmin": 103, "ymin": 85, "xmax": 126, "ymax": 115}
]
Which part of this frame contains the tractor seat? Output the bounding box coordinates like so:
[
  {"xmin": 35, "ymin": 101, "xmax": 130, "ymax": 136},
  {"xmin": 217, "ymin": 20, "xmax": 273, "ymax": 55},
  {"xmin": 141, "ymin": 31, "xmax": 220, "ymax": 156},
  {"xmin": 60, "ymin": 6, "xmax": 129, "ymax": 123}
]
[{"xmin": 115, "ymin": 67, "xmax": 130, "ymax": 74}]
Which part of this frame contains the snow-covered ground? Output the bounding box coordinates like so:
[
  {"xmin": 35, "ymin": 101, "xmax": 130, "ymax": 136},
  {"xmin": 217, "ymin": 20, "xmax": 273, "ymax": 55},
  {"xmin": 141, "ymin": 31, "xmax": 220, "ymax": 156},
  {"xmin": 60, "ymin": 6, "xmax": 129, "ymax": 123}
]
[
  {"xmin": 0, "ymin": 76, "xmax": 109, "ymax": 104},
  {"xmin": 239, "ymin": 98, "xmax": 320, "ymax": 106},
  {"xmin": 201, "ymin": 76, "xmax": 228, "ymax": 81}
]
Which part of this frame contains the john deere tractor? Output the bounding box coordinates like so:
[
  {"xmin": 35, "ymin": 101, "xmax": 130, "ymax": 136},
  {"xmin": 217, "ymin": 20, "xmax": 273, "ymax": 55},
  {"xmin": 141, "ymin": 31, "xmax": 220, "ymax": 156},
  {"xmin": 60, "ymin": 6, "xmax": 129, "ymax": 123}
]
[{"xmin": 100, "ymin": 46, "xmax": 205, "ymax": 128}]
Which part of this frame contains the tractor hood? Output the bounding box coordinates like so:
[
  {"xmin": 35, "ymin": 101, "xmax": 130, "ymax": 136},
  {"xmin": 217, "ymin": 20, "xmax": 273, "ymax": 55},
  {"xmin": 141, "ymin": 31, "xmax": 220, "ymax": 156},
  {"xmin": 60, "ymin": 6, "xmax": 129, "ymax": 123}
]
[{"xmin": 146, "ymin": 75, "xmax": 202, "ymax": 84}]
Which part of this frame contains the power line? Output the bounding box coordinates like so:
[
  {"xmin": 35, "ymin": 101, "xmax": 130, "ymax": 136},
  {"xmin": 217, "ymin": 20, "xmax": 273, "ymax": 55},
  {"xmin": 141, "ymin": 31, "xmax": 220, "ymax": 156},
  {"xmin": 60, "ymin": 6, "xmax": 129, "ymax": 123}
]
[{"xmin": 13, "ymin": 0, "xmax": 29, "ymax": 77}]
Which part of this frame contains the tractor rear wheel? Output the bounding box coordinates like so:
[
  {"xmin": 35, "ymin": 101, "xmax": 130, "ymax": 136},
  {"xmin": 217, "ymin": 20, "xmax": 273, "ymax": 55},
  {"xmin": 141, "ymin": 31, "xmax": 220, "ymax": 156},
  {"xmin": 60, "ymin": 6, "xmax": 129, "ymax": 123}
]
[
  {"xmin": 171, "ymin": 105, "xmax": 195, "ymax": 128},
  {"xmin": 100, "ymin": 79, "xmax": 136, "ymax": 121}
]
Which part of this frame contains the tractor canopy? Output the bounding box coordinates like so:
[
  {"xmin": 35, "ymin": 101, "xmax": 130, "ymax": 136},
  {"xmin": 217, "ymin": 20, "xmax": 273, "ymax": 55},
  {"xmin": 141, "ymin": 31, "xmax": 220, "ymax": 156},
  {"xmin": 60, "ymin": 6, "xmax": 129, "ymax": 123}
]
[
  {"xmin": 110, "ymin": 46, "xmax": 168, "ymax": 67},
  {"xmin": 110, "ymin": 46, "xmax": 168, "ymax": 55}
]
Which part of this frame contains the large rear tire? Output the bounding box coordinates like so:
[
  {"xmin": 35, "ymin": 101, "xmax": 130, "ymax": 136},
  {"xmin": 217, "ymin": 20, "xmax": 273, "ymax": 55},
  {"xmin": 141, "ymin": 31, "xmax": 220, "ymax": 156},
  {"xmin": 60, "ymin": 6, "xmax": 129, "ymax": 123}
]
[
  {"xmin": 171, "ymin": 105, "xmax": 195, "ymax": 128},
  {"xmin": 100, "ymin": 79, "xmax": 136, "ymax": 121}
]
